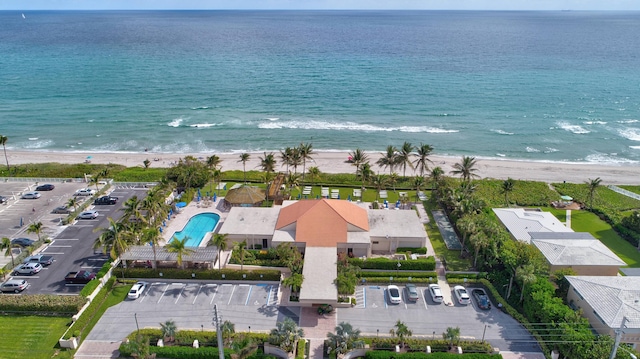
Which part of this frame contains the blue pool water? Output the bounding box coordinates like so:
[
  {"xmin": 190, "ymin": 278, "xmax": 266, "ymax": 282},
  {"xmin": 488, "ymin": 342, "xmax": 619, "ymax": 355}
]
[{"xmin": 171, "ymin": 212, "xmax": 220, "ymax": 247}]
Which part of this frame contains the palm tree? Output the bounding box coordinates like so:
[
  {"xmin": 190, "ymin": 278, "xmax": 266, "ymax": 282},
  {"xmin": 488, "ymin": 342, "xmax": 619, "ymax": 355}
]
[
  {"xmin": 298, "ymin": 142, "xmax": 314, "ymax": 183},
  {"xmin": 376, "ymin": 145, "xmax": 398, "ymax": 175},
  {"xmin": 94, "ymin": 218, "xmax": 132, "ymax": 260},
  {"xmin": 213, "ymin": 168, "xmax": 223, "ymax": 196},
  {"xmin": 501, "ymin": 178, "xmax": 515, "ymax": 207},
  {"xmin": 586, "ymin": 177, "xmax": 602, "ymax": 209},
  {"xmin": 1, "ymin": 237, "xmax": 16, "ymax": 268},
  {"xmin": 389, "ymin": 320, "xmax": 412, "ymax": 348},
  {"xmin": 211, "ymin": 233, "xmax": 228, "ymax": 269},
  {"xmin": 67, "ymin": 197, "xmax": 79, "ymax": 213},
  {"xmin": 166, "ymin": 236, "xmax": 195, "ymax": 269},
  {"xmin": 268, "ymin": 317, "xmax": 304, "ymax": 353},
  {"xmin": 370, "ymin": 174, "xmax": 388, "ymax": 201},
  {"xmin": 160, "ymin": 320, "xmax": 177, "ymax": 343},
  {"xmin": 122, "ymin": 196, "xmax": 144, "ymax": 225},
  {"xmin": 442, "ymin": 327, "xmax": 461, "ymax": 350},
  {"xmin": 207, "ymin": 154, "xmax": 221, "ymax": 170},
  {"xmin": 221, "ymin": 320, "xmax": 236, "ymax": 345},
  {"xmin": 26, "ymin": 221, "xmax": 44, "ymax": 241},
  {"xmin": 258, "ymin": 152, "xmax": 277, "ymax": 173},
  {"xmin": 412, "ymin": 176, "xmax": 425, "ymax": 202},
  {"xmin": 456, "ymin": 214, "xmax": 477, "ymax": 255},
  {"xmin": 517, "ymin": 263, "xmax": 537, "ymax": 302},
  {"xmin": 358, "ymin": 162, "xmax": 374, "ymax": 189},
  {"xmin": 280, "ymin": 147, "xmax": 293, "ymax": 173},
  {"xmin": 451, "ymin": 156, "xmax": 479, "ymax": 182},
  {"xmin": 0, "ymin": 134, "xmax": 9, "ymax": 174},
  {"xmin": 141, "ymin": 227, "xmax": 162, "ymax": 269},
  {"xmin": 283, "ymin": 173, "xmax": 300, "ymax": 199},
  {"xmin": 413, "ymin": 143, "xmax": 434, "ymax": 177},
  {"xmin": 388, "ymin": 172, "xmax": 398, "ymax": 192},
  {"xmin": 89, "ymin": 176, "xmax": 101, "ymax": 192},
  {"xmin": 396, "ymin": 141, "xmax": 415, "ymax": 177},
  {"xmin": 289, "ymin": 147, "xmax": 302, "ymax": 174},
  {"xmin": 231, "ymin": 335, "xmax": 258, "ymax": 359},
  {"xmin": 326, "ymin": 322, "xmax": 364, "ymax": 356},
  {"xmin": 282, "ymin": 272, "xmax": 304, "ymax": 293},
  {"xmin": 233, "ymin": 240, "xmax": 248, "ymax": 271},
  {"xmin": 307, "ymin": 166, "xmax": 320, "ymax": 188},
  {"xmin": 348, "ymin": 148, "xmax": 369, "ymax": 178},
  {"xmin": 238, "ymin": 153, "xmax": 250, "ymax": 184}
]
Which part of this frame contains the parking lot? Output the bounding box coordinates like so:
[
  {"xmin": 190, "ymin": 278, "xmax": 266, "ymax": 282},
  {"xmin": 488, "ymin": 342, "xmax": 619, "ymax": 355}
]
[
  {"xmin": 87, "ymin": 281, "xmax": 294, "ymax": 342},
  {"xmin": 338, "ymin": 285, "xmax": 539, "ymax": 353}
]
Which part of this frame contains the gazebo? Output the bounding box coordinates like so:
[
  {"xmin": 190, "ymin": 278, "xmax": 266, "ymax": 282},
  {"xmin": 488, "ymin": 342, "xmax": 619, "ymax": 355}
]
[{"xmin": 223, "ymin": 185, "xmax": 266, "ymax": 208}]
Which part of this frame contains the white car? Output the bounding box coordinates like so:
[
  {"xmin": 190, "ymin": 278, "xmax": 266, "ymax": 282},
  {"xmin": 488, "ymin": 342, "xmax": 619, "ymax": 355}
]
[
  {"xmin": 428, "ymin": 284, "xmax": 444, "ymax": 303},
  {"xmin": 453, "ymin": 285, "xmax": 471, "ymax": 305},
  {"xmin": 387, "ymin": 284, "xmax": 402, "ymax": 304},
  {"xmin": 78, "ymin": 210, "xmax": 99, "ymax": 219},
  {"xmin": 128, "ymin": 281, "xmax": 148, "ymax": 299},
  {"xmin": 75, "ymin": 188, "xmax": 95, "ymax": 196},
  {"xmin": 21, "ymin": 191, "xmax": 41, "ymax": 199}
]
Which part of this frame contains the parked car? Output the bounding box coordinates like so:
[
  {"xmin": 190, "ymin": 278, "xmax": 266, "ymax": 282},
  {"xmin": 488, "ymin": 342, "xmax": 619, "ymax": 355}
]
[
  {"xmin": 65, "ymin": 270, "xmax": 96, "ymax": 284},
  {"xmin": 0, "ymin": 279, "xmax": 28, "ymax": 293},
  {"xmin": 428, "ymin": 284, "xmax": 444, "ymax": 303},
  {"xmin": 74, "ymin": 188, "xmax": 95, "ymax": 196},
  {"xmin": 387, "ymin": 284, "xmax": 402, "ymax": 304},
  {"xmin": 11, "ymin": 238, "xmax": 35, "ymax": 247},
  {"xmin": 94, "ymin": 196, "xmax": 118, "ymax": 205},
  {"xmin": 405, "ymin": 283, "xmax": 419, "ymax": 302},
  {"xmin": 13, "ymin": 262, "xmax": 43, "ymax": 275},
  {"xmin": 21, "ymin": 191, "xmax": 41, "ymax": 199},
  {"xmin": 52, "ymin": 205, "xmax": 71, "ymax": 214},
  {"xmin": 128, "ymin": 281, "xmax": 148, "ymax": 299},
  {"xmin": 35, "ymin": 184, "xmax": 55, "ymax": 191},
  {"xmin": 23, "ymin": 254, "xmax": 54, "ymax": 266},
  {"xmin": 78, "ymin": 210, "xmax": 99, "ymax": 219},
  {"xmin": 472, "ymin": 288, "xmax": 492, "ymax": 310},
  {"xmin": 453, "ymin": 285, "xmax": 471, "ymax": 305},
  {"xmin": 0, "ymin": 195, "xmax": 8, "ymax": 204}
]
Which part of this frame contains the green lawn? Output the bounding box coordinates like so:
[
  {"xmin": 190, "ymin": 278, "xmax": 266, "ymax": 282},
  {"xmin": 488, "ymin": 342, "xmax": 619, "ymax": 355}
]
[
  {"xmin": 422, "ymin": 200, "xmax": 471, "ymax": 271},
  {"xmin": 0, "ymin": 316, "xmax": 71, "ymax": 359},
  {"xmin": 570, "ymin": 210, "xmax": 640, "ymax": 268}
]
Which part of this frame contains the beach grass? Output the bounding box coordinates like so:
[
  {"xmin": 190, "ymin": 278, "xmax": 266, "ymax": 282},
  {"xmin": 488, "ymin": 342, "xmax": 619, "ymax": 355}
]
[
  {"xmin": 422, "ymin": 200, "xmax": 471, "ymax": 271},
  {"xmin": 0, "ymin": 316, "xmax": 71, "ymax": 359},
  {"xmin": 569, "ymin": 210, "xmax": 640, "ymax": 267}
]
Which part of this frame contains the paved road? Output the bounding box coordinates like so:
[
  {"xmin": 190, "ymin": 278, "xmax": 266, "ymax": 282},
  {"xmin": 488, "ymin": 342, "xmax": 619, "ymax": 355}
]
[{"xmin": 8, "ymin": 187, "xmax": 146, "ymax": 294}]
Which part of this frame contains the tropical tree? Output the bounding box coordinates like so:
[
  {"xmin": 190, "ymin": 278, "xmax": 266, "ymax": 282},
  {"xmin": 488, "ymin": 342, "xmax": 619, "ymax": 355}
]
[
  {"xmin": 298, "ymin": 142, "xmax": 314, "ymax": 183},
  {"xmin": 0, "ymin": 134, "xmax": 9, "ymax": 174},
  {"xmin": 388, "ymin": 172, "xmax": 399, "ymax": 192},
  {"xmin": 211, "ymin": 233, "xmax": 228, "ymax": 269},
  {"xmin": 141, "ymin": 227, "xmax": 162, "ymax": 269},
  {"xmin": 268, "ymin": 317, "xmax": 304, "ymax": 353},
  {"xmin": 166, "ymin": 236, "xmax": 195, "ymax": 269},
  {"xmin": 586, "ymin": 177, "xmax": 602, "ymax": 209},
  {"xmin": 122, "ymin": 195, "xmax": 145, "ymax": 226},
  {"xmin": 259, "ymin": 152, "xmax": 277, "ymax": 174},
  {"xmin": 67, "ymin": 197, "xmax": 79, "ymax": 213},
  {"xmin": 94, "ymin": 218, "xmax": 132, "ymax": 260},
  {"xmin": 282, "ymin": 272, "xmax": 304, "ymax": 293},
  {"xmin": 430, "ymin": 166, "xmax": 445, "ymax": 191},
  {"xmin": 89, "ymin": 176, "xmax": 101, "ymax": 192},
  {"xmin": 213, "ymin": 168, "xmax": 223, "ymax": 196},
  {"xmin": 376, "ymin": 145, "xmax": 398, "ymax": 175},
  {"xmin": 207, "ymin": 154, "xmax": 221, "ymax": 171},
  {"xmin": 127, "ymin": 334, "xmax": 152, "ymax": 359},
  {"xmin": 26, "ymin": 221, "xmax": 44, "ymax": 241},
  {"xmin": 358, "ymin": 162, "xmax": 374, "ymax": 189},
  {"xmin": 442, "ymin": 327, "xmax": 461, "ymax": 350},
  {"xmin": 501, "ymin": 178, "xmax": 515, "ymax": 207},
  {"xmin": 412, "ymin": 176, "xmax": 425, "ymax": 202},
  {"xmin": 233, "ymin": 240, "xmax": 248, "ymax": 271},
  {"xmin": 307, "ymin": 166, "xmax": 320, "ymax": 188},
  {"xmin": 456, "ymin": 214, "xmax": 477, "ymax": 255},
  {"xmin": 143, "ymin": 159, "xmax": 151, "ymax": 169},
  {"xmin": 396, "ymin": 141, "xmax": 415, "ymax": 177},
  {"xmin": 517, "ymin": 263, "xmax": 538, "ymax": 302},
  {"xmin": 231, "ymin": 335, "xmax": 258, "ymax": 359},
  {"xmin": 1, "ymin": 237, "xmax": 16, "ymax": 268},
  {"xmin": 326, "ymin": 322, "xmax": 364, "ymax": 356},
  {"xmin": 451, "ymin": 156, "xmax": 479, "ymax": 182},
  {"xmin": 167, "ymin": 156, "xmax": 209, "ymax": 189},
  {"xmin": 348, "ymin": 148, "xmax": 369, "ymax": 177},
  {"xmin": 238, "ymin": 153, "xmax": 250, "ymax": 184},
  {"xmin": 160, "ymin": 320, "xmax": 177, "ymax": 343},
  {"xmin": 221, "ymin": 320, "xmax": 236, "ymax": 345},
  {"xmin": 280, "ymin": 147, "xmax": 294, "ymax": 173},
  {"xmin": 389, "ymin": 320, "xmax": 412, "ymax": 348},
  {"xmin": 370, "ymin": 174, "xmax": 388, "ymax": 201},
  {"xmin": 289, "ymin": 147, "xmax": 302, "ymax": 174},
  {"xmin": 414, "ymin": 143, "xmax": 434, "ymax": 177}
]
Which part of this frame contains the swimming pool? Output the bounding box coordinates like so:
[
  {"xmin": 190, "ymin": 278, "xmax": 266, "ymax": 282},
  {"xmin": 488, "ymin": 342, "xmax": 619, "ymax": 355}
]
[{"xmin": 171, "ymin": 212, "xmax": 220, "ymax": 247}]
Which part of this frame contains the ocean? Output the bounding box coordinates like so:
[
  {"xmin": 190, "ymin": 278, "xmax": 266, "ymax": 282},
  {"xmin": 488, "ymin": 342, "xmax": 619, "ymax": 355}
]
[{"xmin": 1, "ymin": 10, "xmax": 640, "ymax": 165}]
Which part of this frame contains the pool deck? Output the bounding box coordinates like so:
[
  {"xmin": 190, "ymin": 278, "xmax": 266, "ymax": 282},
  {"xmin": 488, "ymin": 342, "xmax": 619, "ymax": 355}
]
[{"xmin": 160, "ymin": 197, "xmax": 229, "ymax": 247}]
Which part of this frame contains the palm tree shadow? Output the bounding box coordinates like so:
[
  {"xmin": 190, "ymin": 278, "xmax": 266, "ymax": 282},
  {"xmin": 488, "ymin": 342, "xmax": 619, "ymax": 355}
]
[{"xmin": 257, "ymin": 304, "xmax": 278, "ymax": 317}]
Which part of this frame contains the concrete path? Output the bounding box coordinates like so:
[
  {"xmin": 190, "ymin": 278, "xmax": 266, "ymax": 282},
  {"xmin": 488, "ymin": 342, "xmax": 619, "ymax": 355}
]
[
  {"xmin": 298, "ymin": 307, "xmax": 336, "ymax": 359},
  {"xmin": 74, "ymin": 340, "xmax": 120, "ymax": 359},
  {"xmin": 432, "ymin": 210, "xmax": 462, "ymax": 250},
  {"xmin": 566, "ymin": 209, "xmax": 572, "ymax": 228}
]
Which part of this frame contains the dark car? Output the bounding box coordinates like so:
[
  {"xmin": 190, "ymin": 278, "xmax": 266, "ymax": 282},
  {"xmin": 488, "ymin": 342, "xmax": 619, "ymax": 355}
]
[
  {"xmin": 472, "ymin": 288, "xmax": 492, "ymax": 310},
  {"xmin": 52, "ymin": 205, "xmax": 71, "ymax": 214},
  {"xmin": 94, "ymin": 196, "xmax": 118, "ymax": 205},
  {"xmin": 405, "ymin": 283, "xmax": 419, "ymax": 302},
  {"xmin": 0, "ymin": 195, "xmax": 8, "ymax": 204},
  {"xmin": 11, "ymin": 238, "xmax": 35, "ymax": 247},
  {"xmin": 35, "ymin": 184, "xmax": 55, "ymax": 191}
]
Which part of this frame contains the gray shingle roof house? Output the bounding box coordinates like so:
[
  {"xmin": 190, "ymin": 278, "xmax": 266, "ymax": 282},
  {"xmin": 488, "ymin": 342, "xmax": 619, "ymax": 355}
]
[
  {"xmin": 566, "ymin": 276, "xmax": 640, "ymax": 346},
  {"xmin": 531, "ymin": 236, "xmax": 625, "ymax": 276}
]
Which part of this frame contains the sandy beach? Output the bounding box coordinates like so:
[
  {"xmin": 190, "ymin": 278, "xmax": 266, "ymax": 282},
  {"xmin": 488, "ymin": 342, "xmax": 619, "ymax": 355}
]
[{"xmin": 7, "ymin": 150, "xmax": 640, "ymax": 185}]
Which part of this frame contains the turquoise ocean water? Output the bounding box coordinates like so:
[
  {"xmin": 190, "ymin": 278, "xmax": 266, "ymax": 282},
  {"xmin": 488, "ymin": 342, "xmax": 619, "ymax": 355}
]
[{"xmin": 1, "ymin": 10, "xmax": 640, "ymax": 164}]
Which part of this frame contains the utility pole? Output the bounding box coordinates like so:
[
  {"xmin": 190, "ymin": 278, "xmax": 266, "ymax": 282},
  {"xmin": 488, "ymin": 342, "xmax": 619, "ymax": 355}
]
[
  {"xmin": 609, "ymin": 316, "xmax": 629, "ymax": 359},
  {"xmin": 134, "ymin": 313, "xmax": 140, "ymax": 334},
  {"xmin": 213, "ymin": 304, "xmax": 225, "ymax": 359}
]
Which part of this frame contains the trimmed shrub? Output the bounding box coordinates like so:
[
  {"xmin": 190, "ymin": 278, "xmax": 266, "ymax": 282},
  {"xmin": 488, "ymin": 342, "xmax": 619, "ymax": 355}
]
[
  {"xmin": 396, "ymin": 247, "xmax": 428, "ymax": 254},
  {"xmin": 349, "ymin": 257, "xmax": 436, "ymax": 271},
  {"xmin": 121, "ymin": 268, "xmax": 281, "ymax": 281},
  {"xmin": 79, "ymin": 279, "xmax": 101, "ymax": 297},
  {"xmin": 296, "ymin": 339, "xmax": 306, "ymax": 359},
  {"xmin": 64, "ymin": 277, "xmax": 117, "ymax": 339},
  {"xmin": 0, "ymin": 293, "xmax": 86, "ymax": 315},
  {"xmin": 360, "ymin": 271, "xmax": 437, "ymax": 278}
]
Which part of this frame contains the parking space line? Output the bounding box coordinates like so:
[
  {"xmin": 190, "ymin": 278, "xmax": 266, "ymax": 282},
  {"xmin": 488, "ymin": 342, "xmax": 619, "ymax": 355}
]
[
  {"xmin": 227, "ymin": 285, "xmax": 236, "ymax": 305},
  {"xmin": 245, "ymin": 285, "xmax": 252, "ymax": 306},
  {"xmin": 175, "ymin": 284, "xmax": 186, "ymax": 304},
  {"xmin": 193, "ymin": 284, "xmax": 203, "ymax": 304},
  {"xmin": 420, "ymin": 288, "xmax": 428, "ymax": 310},
  {"xmin": 384, "ymin": 290, "xmax": 388, "ymax": 309},
  {"xmin": 157, "ymin": 283, "xmax": 170, "ymax": 303},
  {"xmin": 209, "ymin": 284, "xmax": 219, "ymax": 305}
]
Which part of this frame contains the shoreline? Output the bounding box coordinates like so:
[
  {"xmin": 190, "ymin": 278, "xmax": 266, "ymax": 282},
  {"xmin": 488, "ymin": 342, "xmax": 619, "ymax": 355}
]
[{"xmin": 6, "ymin": 150, "xmax": 640, "ymax": 185}]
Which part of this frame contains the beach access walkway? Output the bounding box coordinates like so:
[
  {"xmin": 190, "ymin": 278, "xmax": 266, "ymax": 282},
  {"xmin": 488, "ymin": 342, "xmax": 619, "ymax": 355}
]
[
  {"xmin": 431, "ymin": 210, "xmax": 462, "ymax": 250},
  {"xmin": 608, "ymin": 185, "xmax": 640, "ymax": 201}
]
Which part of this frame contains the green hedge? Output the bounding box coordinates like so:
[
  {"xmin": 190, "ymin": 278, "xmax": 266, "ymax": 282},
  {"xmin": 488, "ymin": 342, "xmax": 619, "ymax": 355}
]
[
  {"xmin": 79, "ymin": 279, "xmax": 101, "ymax": 297},
  {"xmin": 0, "ymin": 294, "xmax": 86, "ymax": 315},
  {"xmin": 349, "ymin": 257, "xmax": 436, "ymax": 271},
  {"xmin": 364, "ymin": 350, "xmax": 500, "ymax": 359},
  {"xmin": 121, "ymin": 268, "xmax": 282, "ymax": 281},
  {"xmin": 396, "ymin": 247, "xmax": 428, "ymax": 254},
  {"xmin": 360, "ymin": 271, "xmax": 437, "ymax": 278},
  {"xmin": 64, "ymin": 277, "xmax": 117, "ymax": 339},
  {"xmin": 119, "ymin": 344, "xmax": 232, "ymax": 359},
  {"xmin": 296, "ymin": 339, "xmax": 306, "ymax": 359},
  {"xmin": 125, "ymin": 329, "xmax": 269, "ymax": 346},
  {"xmin": 370, "ymin": 338, "xmax": 493, "ymax": 354},
  {"xmin": 445, "ymin": 272, "xmax": 488, "ymax": 280},
  {"xmin": 361, "ymin": 277, "xmax": 437, "ymax": 285}
]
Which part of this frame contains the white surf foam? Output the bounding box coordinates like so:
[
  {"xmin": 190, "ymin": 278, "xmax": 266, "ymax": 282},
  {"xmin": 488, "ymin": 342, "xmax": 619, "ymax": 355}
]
[
  {"xmin": 526, "ymin": 147, "xmax": 540, "ymax": 153},
  {"xmin": 618, "ymin": 128, "xmax": 640, "ymax": 141},
  {"xmin": 266, "ymin": 117, "xmax": 280, "ymax": 121},
  {"xmin": 496, "ymin": 153, "xmax": 506, "ymax": 157},
  {"xmin": 630, "ymin": 146, "xmax": 640, "ymax": 150},
  {"xmin": 191, "ymin": 106, "xmax": 210, "ymax": 110},
  {"xmin": 583, "ymin": 120, "xmax": 607, "ymax": 125},
  {"xmin": 257, "ymin": 120, "xmax": 458, "ymax": 133},
  {"xmin": 617, "ymin": 119, "xmax": 638, "ymax": 124},
  {"xmin": 585, "ymin": 153, "xmax": 638, "ymax": 164},
  {"xmin": 491, "ymin": 129, "xmax": 514, "ymax": 135},
  {"xmin": 167, "ymin": 118, "xmax": 183, "ymax": 127},
  {"xmin": 544, "ymin": 147, "xmax": 559, "ymax": 153},
  {"xmin": 556, "ymin": 121, "xmax": 590, "ymax": 134},
  {"xmin": 189, "ymin": 123, "xmax": 217, "ymax": 128}
]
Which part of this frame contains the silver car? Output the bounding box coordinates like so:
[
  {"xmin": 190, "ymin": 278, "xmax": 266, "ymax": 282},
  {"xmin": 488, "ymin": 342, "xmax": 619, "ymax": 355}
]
[
  {"xmin": 13, "ymin": 262, "xmax": 43, "ymax": 275},
  {"xmin": 21, "ymin": 191, "xmax": 41, "ymax": 199},
  {"xmin": 78, "ymin": 210, "xmax": 99, "ymax": 219},
  {"xmin": 0, "ymin": 279, "xmax": 28, "ymax": 293}
]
